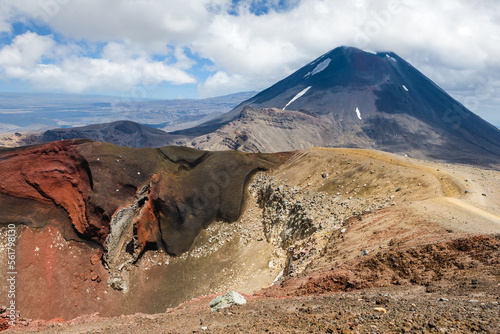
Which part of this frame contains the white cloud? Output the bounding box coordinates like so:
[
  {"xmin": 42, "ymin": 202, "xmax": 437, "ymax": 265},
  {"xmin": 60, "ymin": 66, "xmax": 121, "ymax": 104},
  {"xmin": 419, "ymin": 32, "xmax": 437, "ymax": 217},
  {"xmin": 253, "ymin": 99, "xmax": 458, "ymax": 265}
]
[
  {"xmin": 0, "ymin": 32, "xmax": 54, "ymax": 67},
  {"xmin": 23, "ymin": 57, "xmax": 196, "ymax": 93},
  {"xmin": 3, "ymin": 0, "xmax": 223, "ymax": 52},
  {"xmin": 0, "ymin": 33, "xmax": 196, "ymax": 94},
  {"xmin": 101, "ymin": 41, "xmax": 147, "ymax": 62},
  {"xmin": 198, "ymin": 71, "xmax": 247, "ymax": 98}
]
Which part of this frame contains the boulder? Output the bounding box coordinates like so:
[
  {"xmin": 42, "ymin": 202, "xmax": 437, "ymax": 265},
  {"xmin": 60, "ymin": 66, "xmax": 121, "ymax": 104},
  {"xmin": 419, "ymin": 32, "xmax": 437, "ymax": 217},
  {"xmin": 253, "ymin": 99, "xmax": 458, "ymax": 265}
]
[{"xmin": 209, "ymin": 292, "xmax": 246, "ymax": 312}]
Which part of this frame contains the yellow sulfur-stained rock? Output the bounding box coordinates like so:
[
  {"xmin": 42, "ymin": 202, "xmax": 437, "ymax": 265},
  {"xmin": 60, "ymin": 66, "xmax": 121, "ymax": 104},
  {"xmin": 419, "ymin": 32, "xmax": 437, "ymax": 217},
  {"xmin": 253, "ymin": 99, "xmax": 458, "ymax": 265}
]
[{"xmin": 374, "ymin": 307, "xmax": 387, "ymax": 314}]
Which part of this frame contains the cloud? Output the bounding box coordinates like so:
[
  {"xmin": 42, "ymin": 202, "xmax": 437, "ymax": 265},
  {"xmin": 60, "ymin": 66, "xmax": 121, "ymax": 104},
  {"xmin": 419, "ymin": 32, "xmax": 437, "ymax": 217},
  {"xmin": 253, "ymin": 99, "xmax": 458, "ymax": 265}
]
[
  {"xmin": 20, "ymin": 57, "xmax": 196, "ymax": 93},
  {"xmin": 198, "ymin": 71, "xmax": 248, "ymax": 97},
  {"xmin": 0, "ymin": 33, "xmax": 196, "ymax": 94},
  {"xmin": 4, "ymin": 0, "xmax": 222, "ymax": 52},
  {"xmin": 0, "ymin": 32, "xmax": 54, "ymax": 67}
]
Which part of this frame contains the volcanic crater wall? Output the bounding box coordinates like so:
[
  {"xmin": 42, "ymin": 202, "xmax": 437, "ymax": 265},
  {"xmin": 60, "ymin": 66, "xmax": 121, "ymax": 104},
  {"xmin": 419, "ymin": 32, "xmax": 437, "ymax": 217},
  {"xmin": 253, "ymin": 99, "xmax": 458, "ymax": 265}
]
[
  {"xmin": 0, "ymin": 140, "xmax": 283, "ymax": 318},
  {"xmin": 0, "ymin": 141, "xmax": 279, "ymax": 251}
]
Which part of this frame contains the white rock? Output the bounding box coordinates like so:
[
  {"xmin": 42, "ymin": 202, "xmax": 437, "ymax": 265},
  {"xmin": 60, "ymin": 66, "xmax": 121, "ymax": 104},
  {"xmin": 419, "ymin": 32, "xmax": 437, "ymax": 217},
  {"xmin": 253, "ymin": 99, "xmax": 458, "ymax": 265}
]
[{"xmin": 209, "ymin": 291, "xmax": 247, "ymax": 312}]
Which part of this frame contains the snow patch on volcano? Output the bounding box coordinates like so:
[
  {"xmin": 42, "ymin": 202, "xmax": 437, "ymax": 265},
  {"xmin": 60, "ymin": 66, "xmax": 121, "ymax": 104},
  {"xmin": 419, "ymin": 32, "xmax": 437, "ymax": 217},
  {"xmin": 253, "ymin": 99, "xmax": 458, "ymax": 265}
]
[
  {"xmin": 304, "ymin": 58, "xmax": 331, "ymax": 78},
  {"xmin": 283, "ymin": 86, "xmax": 312, "ymax": 110},
  {"xmin": 386, "ymin": 54, "xmax": 397, "ymax": 62},
  {"xmin": 355, "ymin": 107, "xmax": 362, "ymax": 120}
]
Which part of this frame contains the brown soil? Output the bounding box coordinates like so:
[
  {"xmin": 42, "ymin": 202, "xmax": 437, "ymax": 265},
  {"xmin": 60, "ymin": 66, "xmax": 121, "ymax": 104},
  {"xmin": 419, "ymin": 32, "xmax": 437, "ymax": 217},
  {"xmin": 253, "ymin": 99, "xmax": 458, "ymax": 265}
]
[
  {"xmin": 5, "ymin": 282, "xmax": 499, "ymax": 333},
  {"xmin": 264, "ymin": 234, "xmax": 500, "ymax": 297}
]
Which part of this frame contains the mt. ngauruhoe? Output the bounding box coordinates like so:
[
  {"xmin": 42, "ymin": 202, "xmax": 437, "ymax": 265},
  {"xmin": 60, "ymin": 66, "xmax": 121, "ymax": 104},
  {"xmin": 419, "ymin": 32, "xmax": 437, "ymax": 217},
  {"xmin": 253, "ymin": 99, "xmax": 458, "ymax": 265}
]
[
  {"xmin": 179, "ymin": 46, "xmax": 500, "ymax": 164},
  {"xmin": 9, "ymin": 46, "xmax": 500, "ymax": 165}
]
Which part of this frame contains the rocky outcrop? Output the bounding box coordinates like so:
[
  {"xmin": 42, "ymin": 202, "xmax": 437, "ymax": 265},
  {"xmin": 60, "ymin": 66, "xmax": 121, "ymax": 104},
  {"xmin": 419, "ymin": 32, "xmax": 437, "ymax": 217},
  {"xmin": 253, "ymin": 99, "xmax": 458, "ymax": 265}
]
[
  {"xmin": 104, "ymin": 179, "xmax": 162, "ymax": 291},
  {"xmin": 209, "ymin": 291, "xmax": 247, "ymax": 312},
  {"xmin": 0, "ymin": 140, "xmax": 109, "ymax": 243},
  {"xmin": 249, "ymin": 173, "xmax": 390, "ymax": 277},
  {"xmin": 191, "ymin": 107, "xmax": 330, "ymax": 153}
]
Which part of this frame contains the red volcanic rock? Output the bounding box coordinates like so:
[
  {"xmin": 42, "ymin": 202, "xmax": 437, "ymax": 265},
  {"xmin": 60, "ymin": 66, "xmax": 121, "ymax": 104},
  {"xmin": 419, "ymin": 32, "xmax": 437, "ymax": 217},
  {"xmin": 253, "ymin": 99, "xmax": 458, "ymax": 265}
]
[
  {"xmin": 0, "ymin": 140, "xmax": 108, "ymax": 243},
  {"xmin": 133, "ymin": 174, "xmax": 162, "ymax": 253},
  {"xmin": 90, "ymin": 252, "xmax": 102, "ymax": 265},
  {"xmin": 13, "ymin": 225, "xmax": 118, "ymax": 320},
  {"xmin": 0, "ymin": 317, "xmax": 10, "ymax": 331}
]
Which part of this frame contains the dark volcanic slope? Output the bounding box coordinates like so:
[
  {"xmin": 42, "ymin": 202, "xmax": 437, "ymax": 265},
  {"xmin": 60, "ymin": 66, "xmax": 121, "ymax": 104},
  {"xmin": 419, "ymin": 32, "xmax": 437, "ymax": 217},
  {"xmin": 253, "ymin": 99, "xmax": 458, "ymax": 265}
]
[
  {"xmin": 180, "ymin": 46, "xmax": 500, "ymax": 164},
  {"xmin": 42, "ymin": 120, "xmax": 184, "ymax": 148}
]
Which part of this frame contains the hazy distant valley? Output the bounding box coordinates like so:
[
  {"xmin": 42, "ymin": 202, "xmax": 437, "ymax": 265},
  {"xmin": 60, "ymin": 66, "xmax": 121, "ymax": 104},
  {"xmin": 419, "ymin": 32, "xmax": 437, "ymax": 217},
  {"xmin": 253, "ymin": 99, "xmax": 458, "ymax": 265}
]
[{"xmin": 0, "ymin": 91, "xmax": 256, "ymax": 134}]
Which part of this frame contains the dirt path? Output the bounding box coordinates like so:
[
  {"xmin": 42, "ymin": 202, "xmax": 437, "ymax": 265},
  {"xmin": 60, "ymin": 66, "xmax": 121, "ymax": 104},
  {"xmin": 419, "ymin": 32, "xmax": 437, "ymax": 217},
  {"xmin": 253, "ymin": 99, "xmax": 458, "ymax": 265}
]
[
  {"xmin": 440, "ymin": 197, "xmax": 500, "ymax": 225},
  {"xmin": 411, "ymin": 197, "xmax": 500, "ymax": 235},
  {"xmin": 335, "ymin": 148, "xmax": 500, "ymax": 233}
]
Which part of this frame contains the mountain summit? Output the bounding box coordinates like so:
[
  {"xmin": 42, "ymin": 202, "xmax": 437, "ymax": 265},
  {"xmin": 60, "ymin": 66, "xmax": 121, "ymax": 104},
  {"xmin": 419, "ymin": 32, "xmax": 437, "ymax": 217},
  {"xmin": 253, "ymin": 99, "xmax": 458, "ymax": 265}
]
[{"xmin": 181, "ymin": 46, "xmax": 500, "ymax": 164}]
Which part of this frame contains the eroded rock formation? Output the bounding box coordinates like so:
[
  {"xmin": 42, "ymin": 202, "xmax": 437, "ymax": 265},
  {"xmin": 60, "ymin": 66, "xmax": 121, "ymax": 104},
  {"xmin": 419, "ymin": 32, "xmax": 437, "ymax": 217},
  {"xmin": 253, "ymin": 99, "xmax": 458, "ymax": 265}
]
[{"xmin": 0, "ymin": 140, "xmax": 106, "ymax": 243}]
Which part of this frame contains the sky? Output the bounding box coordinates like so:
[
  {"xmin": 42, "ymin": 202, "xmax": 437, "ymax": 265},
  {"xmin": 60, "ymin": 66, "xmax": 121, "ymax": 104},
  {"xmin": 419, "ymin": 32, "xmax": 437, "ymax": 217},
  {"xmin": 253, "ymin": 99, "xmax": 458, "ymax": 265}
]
[{"xmin": 0, "ymin": 0, "xmax": 499, "ymax": 122}]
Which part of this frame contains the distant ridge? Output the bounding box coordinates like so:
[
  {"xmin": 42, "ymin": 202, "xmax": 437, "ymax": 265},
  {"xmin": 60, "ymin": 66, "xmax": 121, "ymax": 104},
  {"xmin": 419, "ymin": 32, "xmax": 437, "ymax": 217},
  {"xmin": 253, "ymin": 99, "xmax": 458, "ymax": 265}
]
[{"xmin": 42, "ymin": 120, "xmax": 182, "ymax": 148}]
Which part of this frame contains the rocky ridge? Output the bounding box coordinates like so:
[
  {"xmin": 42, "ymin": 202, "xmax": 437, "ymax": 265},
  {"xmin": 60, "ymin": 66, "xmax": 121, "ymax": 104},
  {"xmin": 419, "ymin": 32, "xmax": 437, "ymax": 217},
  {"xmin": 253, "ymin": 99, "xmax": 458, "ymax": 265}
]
[{"xmin": 250, "ymin": 173, "xmax": 392, "ymax": 278}]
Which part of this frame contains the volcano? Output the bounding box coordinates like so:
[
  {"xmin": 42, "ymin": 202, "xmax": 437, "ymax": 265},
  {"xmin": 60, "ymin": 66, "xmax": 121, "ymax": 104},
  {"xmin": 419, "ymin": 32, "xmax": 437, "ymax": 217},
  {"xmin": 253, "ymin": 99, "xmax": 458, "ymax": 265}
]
[{"xmin": 180, "ymin": 46, "xmax": 500, "ymax": 164}]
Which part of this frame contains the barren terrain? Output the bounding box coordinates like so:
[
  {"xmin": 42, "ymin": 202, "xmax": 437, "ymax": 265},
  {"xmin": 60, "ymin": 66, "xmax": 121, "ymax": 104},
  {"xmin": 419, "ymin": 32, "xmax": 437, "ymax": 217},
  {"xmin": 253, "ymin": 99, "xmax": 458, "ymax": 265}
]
[{"xmin": 1, "ymin": 147, "xmax": 499, "ymax": 333}]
